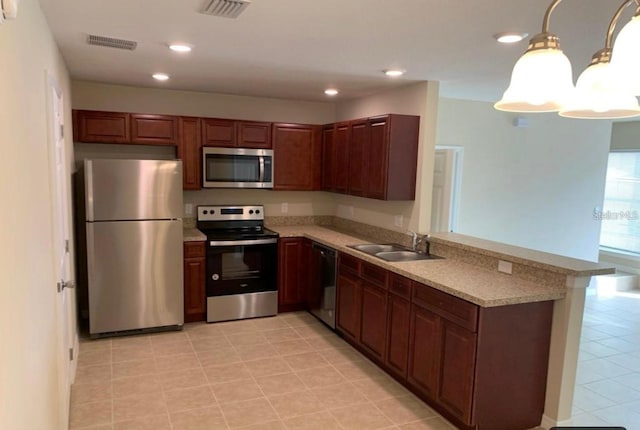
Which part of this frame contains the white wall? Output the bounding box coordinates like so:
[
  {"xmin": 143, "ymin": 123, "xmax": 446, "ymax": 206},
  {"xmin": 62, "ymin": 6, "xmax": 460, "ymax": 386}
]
[
  {"xmin": 334, "ymin": 81, "xmax": 440, "ymax": 233},
  {"xmin": 71, "ymin": 81, "xmax": 337, "ymax": 217},
  {"xmin": 436, "ymin": 98, "xmax": 612, "ymax": 261},
  {"xmin": 610, "ymin": 121, "xmax": 640, "ymax": 151},
  {"xmin": 0, "ymin": 1, "xmax": 74, "ymax": 429}
]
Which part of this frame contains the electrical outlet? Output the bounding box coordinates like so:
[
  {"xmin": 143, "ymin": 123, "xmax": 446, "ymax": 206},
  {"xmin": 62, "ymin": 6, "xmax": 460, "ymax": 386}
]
[
  {"xmin": 281, "ymin": 203, "xmax": 288, "ymax": 214},
  {"xmin": 184, "ymin": 203, "xmax": 193, "ymax": 216},
  {"xmin": 498, "ymin": 260, "xmax": 513, "ymax": 275},
  {"xmin": 394, "ymin": 215, "xmax": 403, "ymax": 227}
]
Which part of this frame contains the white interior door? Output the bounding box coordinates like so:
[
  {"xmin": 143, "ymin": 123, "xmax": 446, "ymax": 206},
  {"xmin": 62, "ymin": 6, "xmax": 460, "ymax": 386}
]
[
  {"xmin": 46, "ymin": 72, "xmax": 76, "ymax": 427},
  {"xmin": 431, "ymin": 148, "xmax": 461, "ymax": 232}
]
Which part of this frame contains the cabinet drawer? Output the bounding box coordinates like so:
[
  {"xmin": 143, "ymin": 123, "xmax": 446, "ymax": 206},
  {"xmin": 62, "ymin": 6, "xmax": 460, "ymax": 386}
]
[
  {"xmin": 389, "ymin": 274, "xmax": 412, "ymax": 299},
  {"xmin": 412, "ymin": 282, "xmax": 478, "ymax": 332},
  {"xmin": 339, "ymin": 253, "xmax": 360, "ymax": 275},
  {"xmin": 361, "ymin": 261, "xmax": 388, "ymax": 289},
  {"xmin": 184, "ymin": 241, "xmax": 206, "ymax": 258}
]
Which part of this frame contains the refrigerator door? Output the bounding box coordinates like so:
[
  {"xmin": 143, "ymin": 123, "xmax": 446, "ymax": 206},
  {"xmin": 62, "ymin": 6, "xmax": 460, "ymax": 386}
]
[
  {"xmin": 87, "ymin": 220, "xmax": 183, "ymax": 334},
  {"xmin": 85, "ymin": 159, "xmax": 183, "ymax": 221}
]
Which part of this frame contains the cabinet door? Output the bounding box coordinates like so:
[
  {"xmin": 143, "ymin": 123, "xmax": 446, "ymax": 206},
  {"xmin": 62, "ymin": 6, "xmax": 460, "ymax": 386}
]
[
  {"xmin": 439, "ymin": 321, "xmax": 477, "ymax": 425},
  {"xmin": 334, "ymin": 122, "xmax": 350, "ymax": 194},
  {"xmin": 386, "ymin": 293, "xmax": 411, "ymax": 378},
  {"xmin": 273, "ymin": 123, "xmax": 321, "ymax": 191},
  {"xmin": 336, "ymin": 273, "xmax": 361, "ymax": 341},
  {"xmin": 184, "ymin": 242, "xmax": 206, "ymax": 323},
  {"xmin": 237, "ymin": 121, "xmax": 272, "ymax": 149},
  {"xmin": 360, "ymin": 282, "xmax": 388, "ymax": 361},
  {"xmin": 366, "ymin": 116, "xmax": 389, "ymax": 199},
  {"xmin": 202, "ymin": 119, "xmax": 235, "ymax": 147},
  {"xmin": 177, "ymin": 117, "xmax": 201, "ymax": 190},
  {"xmin": 321, "ymin": 125, "xmax": 335, "ymax": 191},
  {"xmin": 348, "ymin": 119, "xmax": 368, "ymax": 196},
  {"xmin": 278, "ymin": 238, "xmax": 304, "ymax": 312},
  {"xmin": 131, "ymin": 114, "xmax": 178, "ymax": 145},
  {"xmin": 76, "ymin": 110, "xmax": 130, "ymax": 143},
  {"xmin": 408, "ymin": 305, "xmax": 441, "ymax": 398}
]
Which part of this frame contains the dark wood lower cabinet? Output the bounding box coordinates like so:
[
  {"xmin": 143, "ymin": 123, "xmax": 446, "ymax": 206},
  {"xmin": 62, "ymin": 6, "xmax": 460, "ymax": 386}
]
[
  {"xmin": 359, "ymin": 283, "xmax": 387, "ymax": 361},
  {"xmin": 277, "ymin": 238, "xmax": 307, "ymax": 312},
  {"xmin": 438, "ymin": 320, "xmax": 477, "ymax": 424},
  {"xmin": 335, "ymin": 252, "xmax": 554, "ymax": 430},
  {"xmin": 336, "ymin": 273, "xmax": 361, "ymax": 341},
  {"xmin": 183, "ymin": 242, "xmax": 206, "ymax": 323},
  {"xmin": 385, "ymin": 292, "xmax": 411, "ymax": 378},
  {"xmin": 407, "ymin": 305, "xmax": 441, "ymax": 398}
]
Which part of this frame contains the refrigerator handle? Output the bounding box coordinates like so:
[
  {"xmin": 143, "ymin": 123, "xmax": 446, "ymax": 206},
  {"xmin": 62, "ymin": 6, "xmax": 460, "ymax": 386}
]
[
  {"xmin": 259, "ymin": 156, "xmax": 265, "ymax": 182},
  {"xmin": 85, "ymin": 160, "xmax": 95, "ymax": 221}
]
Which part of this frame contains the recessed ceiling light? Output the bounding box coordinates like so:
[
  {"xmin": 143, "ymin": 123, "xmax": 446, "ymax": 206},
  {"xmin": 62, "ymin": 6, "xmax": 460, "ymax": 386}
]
[
  {"xmin": 152, "ymin": 73, "xmax": 170, "ymax": 81},
  {"xmin": 169, "ymin": 44, "xmax": 192, "ymax": 53},
  {"xmin": 494, "ymin": 32, "xmax": 528, "ymax": 44},
  {"xmin": 324, "ymin": 88, "xmax": 339, "ymax": 96},
  {"xmin": 384, "ymin": 69, "xmax": 405, "ymax": 77}
]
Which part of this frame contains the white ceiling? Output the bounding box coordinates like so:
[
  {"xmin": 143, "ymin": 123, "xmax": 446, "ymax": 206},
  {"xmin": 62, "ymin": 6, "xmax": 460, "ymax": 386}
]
[{"xmin": 39, "ymin": 0, "xmax": 627, "ymax": 102}]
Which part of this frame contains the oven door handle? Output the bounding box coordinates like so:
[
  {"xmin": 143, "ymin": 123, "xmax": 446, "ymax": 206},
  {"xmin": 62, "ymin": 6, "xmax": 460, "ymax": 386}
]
[
  {"xmin": 209, "ymin": 238, "xmax": 278, "ymax": 247},
  {"xmin": 259, "ymin": 156, "xmax": 265, "ymax": 182}
]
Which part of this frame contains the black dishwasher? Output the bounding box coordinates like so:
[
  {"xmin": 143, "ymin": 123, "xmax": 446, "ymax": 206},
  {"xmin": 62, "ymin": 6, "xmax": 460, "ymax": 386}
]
[{"xmin": 309, "ymin": 243, "xmax": 337, "ymax": 329}]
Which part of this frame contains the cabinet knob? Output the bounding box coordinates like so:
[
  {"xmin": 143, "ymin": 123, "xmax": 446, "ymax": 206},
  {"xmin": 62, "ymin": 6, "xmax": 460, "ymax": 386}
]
[{"xmin": 212, "ymin": 274, "xmax": 219, "ymax": 281}]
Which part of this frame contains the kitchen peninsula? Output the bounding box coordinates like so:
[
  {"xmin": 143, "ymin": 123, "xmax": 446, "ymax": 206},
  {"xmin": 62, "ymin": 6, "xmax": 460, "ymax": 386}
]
[{"xmin": 263, "ymin": 221, "xmax": 615, "ymax": 430}]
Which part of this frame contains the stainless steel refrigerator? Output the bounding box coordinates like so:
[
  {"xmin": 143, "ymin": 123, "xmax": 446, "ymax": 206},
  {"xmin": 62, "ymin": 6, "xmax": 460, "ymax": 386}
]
[{"xmin": 82, "ymin": 159, "xmax": 184, "ymax": 336}]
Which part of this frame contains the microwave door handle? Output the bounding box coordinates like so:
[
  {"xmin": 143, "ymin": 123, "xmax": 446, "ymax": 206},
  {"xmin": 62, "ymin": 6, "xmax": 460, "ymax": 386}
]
[{"xmin": 259, "ymin": 156, "xmax": 265, "ymax": 182}]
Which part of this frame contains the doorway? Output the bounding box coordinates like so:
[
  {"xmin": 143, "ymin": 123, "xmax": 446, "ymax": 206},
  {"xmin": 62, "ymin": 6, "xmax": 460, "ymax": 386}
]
[{"xmin": 430, "ymin": 147, "xmax": 463, "ymax": 233}]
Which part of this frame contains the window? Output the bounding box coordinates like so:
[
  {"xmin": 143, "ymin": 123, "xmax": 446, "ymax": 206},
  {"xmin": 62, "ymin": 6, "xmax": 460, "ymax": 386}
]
[{"xmin": 598, "ymin": 152, "xmax": 640, "ymax": 254}]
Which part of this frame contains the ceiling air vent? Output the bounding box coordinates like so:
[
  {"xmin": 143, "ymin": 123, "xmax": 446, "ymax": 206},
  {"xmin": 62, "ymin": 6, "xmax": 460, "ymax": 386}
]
[
  {"xmin": 87, "ymin": 34, "xmax": 137, "ymax": 51},
  {"xmin": 200, "ymin": 0, "xmax": 251, "ymax": 19}
]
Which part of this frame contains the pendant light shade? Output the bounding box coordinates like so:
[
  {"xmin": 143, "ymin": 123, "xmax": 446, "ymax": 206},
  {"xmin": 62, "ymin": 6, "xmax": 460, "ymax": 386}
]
[
  {"xmin": 494, "ymin": 46, "xmax": 575, "ymax": 112},
  {"xmin": 610, "ymin": 14, "xmax": 640, "ymax": 95},
  {"xmin": 559, "ymin": 61, "xmax": 640, "ymax": 118}
]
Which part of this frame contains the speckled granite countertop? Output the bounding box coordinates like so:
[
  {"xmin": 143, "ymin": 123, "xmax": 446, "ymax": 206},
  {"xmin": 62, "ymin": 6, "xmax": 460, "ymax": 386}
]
[
  {"xmin": 183, "ymin": 228, "xmax": 206, "ymax": 242},
  {"xmin": 268, "ymin": 225, "xmax": 566, "ymax": 307},
  {"xmin": 430, "ymin": 232, "xmax": 614, "ymax": 277}
]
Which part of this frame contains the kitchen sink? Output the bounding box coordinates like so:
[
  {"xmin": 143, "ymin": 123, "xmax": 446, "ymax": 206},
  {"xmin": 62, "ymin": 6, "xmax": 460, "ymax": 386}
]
[
  {"xmin": 350, "ymin": 243, "xmax": 407, "ymax": 254},
  {"xmin": 347, "ymin": 243, "xmax": 442, "ymax": 262}
]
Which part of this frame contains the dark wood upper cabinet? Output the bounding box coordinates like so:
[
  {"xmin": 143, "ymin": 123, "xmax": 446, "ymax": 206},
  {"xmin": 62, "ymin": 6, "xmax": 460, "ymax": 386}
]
[
  {"xmin": 366, "ymin": 116, "xmax": 390, "ymax": 199},
  {"xmin": 348, "ymin": 119, "xmax": 368, "ymax": 197},
  {"xmin": 178, "ymin": 117, "xmax": 201, "ymax": 190},
  {"xmin": 273, "ymin": 123, "xmax": 321, "ymax": 191},
  {"xmin": 130, "ymin": 114, "xmax": 178, "ymax": 145},
  {"xmin": 321, "ymin": 125, "xmax": 335, "ymax": 191},
  {"xmin": 75, "ymin": 110, "xmax": 130, "ymax": 144},
  {"xmin": 237, "ymin": 121, "xmax": 272, "ymax": 149},
  {"xmin": 334, "ymin": 122, "xmax": 351, "ymax": 194},
  {"xmin": 374, "ymin": 114, "xmax": 420, "ymax": 200},
  {"xmin": 201, "ymin": 118, "xmax": 235, "ymax": 147}
]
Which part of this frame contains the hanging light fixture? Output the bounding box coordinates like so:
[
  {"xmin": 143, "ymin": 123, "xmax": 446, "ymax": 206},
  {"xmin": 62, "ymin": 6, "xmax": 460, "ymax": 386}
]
[
  {"xmin": 609, "ymin": 1, "xmax": 640, "ymax": 95},
  {"xmin": 494, "ymin": 0, "xmax": 575, "ymax": 112},
  {"xmin": 560, "ymin": 0, "xmax": 640, "ymax": 119}
]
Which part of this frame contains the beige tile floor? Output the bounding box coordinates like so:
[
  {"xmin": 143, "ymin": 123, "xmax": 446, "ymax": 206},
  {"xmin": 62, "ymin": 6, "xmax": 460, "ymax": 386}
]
[
  {"xmin": 569, "ymin": 288, "xmax": 640, "ymax": 429},
  {"xmin": 71, "ymin": 312, "xmax": 457, "ymax": 430}
]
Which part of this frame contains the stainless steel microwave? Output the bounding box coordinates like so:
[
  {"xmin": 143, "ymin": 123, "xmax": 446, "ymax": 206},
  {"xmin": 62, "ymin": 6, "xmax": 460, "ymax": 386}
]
[{"xmin": 202, "ymin": 147, "xmax": 274, "ymax": 189}]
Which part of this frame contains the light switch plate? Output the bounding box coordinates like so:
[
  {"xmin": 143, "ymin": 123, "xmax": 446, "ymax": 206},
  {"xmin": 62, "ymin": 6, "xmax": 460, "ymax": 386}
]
[
  {"xmin": 498, "ymin": 260, "xmax": 513, "ymax": 274},
  {"xmin": 184, "ymin": 203, "xmax": 193, "ymax": 216},
  {"xmin": 281, "ymin": 203, "xmax": 288, "ymax": 213},
  {"xmin": 394, "ymin": 215, "xmax": 403, "ymax": 227}
]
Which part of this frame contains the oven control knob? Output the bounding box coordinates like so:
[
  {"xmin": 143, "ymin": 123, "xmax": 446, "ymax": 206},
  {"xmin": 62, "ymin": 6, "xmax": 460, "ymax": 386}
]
[
  {"xmin": 249, "ymin": 210, "xmax": 254, "ymax": 214},
  {"xmin": 256, "ymin": 209, "xmax": 260, "ymax": 214},
  {"xmin": 203, "ymin": 210, "xmax": 208, "ymax": 215},
  {"xmin": 212, "ymin": 274, "xmax": 219, "ymax": 281}
]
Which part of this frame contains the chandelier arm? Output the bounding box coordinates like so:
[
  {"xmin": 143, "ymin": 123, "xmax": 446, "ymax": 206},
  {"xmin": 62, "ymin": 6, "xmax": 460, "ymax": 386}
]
[
  {"xmin": 606, "ymin": 0, "xmax": 636, "ymax": 49},
  {"xmin": 542, "ymin": 0, "xmax": 564, "ymax": 33}
]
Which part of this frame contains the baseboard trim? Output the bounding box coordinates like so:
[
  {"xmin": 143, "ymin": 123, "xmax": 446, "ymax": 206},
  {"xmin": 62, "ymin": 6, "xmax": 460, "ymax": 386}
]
[{"xmin": 541, "ymin": 415, "xmax": 573, "ymax": 429}]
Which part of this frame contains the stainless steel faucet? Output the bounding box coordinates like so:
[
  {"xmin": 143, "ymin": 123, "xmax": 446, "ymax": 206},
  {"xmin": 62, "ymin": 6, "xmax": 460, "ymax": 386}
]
[{"xmin": 409, "ymin": 231, "xmax": 430, "ymax": 254}]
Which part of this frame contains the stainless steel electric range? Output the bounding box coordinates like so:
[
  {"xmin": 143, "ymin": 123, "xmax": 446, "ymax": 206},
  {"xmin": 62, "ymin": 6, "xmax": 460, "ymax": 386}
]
[{"xmin": 197, "ymin": 205, "xmax": 279, "ymax": 323}]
